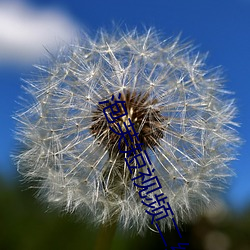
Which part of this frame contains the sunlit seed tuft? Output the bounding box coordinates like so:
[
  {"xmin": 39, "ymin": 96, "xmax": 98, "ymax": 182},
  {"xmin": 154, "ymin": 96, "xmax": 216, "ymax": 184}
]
[{"xmin": 14, "ymin": 27, "xmax": 240, "ymax": 234}]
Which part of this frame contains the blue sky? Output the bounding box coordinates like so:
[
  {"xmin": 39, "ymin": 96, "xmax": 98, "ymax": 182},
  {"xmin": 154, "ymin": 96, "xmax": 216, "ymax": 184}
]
[{"xmin": 0, "ymin": 0, "xmax": 249, "ymax": 210}]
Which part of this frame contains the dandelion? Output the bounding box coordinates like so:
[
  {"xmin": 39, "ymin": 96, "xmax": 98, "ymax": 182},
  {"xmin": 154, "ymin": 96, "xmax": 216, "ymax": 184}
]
[{"xmin": 14, "ymin": 27, "xmax": 240, "ymax": 236}]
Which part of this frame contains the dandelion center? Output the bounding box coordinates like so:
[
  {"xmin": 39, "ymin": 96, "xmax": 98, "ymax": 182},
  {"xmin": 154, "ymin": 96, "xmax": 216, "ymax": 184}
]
[{"xmin": 90, "ymin": 90, "xmax": 164, "ymax": 159}]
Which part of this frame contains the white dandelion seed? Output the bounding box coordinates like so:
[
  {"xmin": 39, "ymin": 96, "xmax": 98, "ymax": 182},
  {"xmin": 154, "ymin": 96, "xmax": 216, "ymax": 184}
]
[{"xmin": 14, "ymin": 27, "xmax": 240, "ymax": 234}]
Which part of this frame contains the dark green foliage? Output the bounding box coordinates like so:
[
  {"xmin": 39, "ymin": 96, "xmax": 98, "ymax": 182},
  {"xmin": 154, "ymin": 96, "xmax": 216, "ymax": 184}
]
[{"xmin": 0, "ymin": 177, "xmax": 249, "ymax": 250}]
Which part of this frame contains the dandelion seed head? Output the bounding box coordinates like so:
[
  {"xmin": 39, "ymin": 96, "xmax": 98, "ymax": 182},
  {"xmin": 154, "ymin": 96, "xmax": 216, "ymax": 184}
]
[{"xmin": 14, "ymin": 27, "xmax": 240, "ymax": 233}]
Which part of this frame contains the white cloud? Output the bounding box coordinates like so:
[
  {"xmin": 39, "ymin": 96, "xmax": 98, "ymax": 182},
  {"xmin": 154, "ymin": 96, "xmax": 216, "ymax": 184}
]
[{"xmin": 0, "ymin": 1, "xmax": 78, "ymax": 65}]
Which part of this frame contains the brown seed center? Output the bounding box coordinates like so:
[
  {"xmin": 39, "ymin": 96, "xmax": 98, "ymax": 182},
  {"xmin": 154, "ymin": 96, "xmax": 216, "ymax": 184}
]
[{"xmin": 90, "ymin": 90, "xmax": 164, "ymax": 159}]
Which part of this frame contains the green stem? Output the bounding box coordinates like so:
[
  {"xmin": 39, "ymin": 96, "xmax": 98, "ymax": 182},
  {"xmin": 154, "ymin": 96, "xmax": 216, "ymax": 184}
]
[{"xmin": 94, "ymin": 220, "xmax": 117, "ymax": 250}]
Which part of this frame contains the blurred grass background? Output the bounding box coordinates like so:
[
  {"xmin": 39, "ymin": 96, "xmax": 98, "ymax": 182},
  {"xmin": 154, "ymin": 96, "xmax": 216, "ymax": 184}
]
[{"xmin": 1, "ymin": 175, "xmax": 250, "ymax": 250}]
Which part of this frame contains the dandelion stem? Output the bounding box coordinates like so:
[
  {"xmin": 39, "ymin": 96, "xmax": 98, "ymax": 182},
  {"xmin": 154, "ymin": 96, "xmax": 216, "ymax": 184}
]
[{"xmin": 94, "ymin": 220, "xmax": 117, "ymax": 250}]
